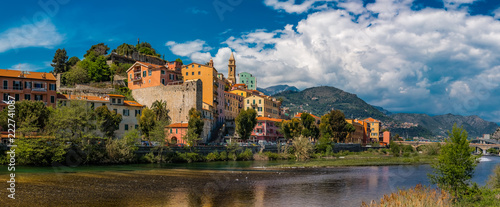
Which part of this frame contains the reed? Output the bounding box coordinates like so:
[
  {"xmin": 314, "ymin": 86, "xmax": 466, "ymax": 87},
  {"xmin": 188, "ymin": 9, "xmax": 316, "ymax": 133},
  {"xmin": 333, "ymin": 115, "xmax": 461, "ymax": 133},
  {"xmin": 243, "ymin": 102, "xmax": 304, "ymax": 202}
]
[{"xmin": 362, "ymin": 184, "xmax": 451, "ymax": 207}]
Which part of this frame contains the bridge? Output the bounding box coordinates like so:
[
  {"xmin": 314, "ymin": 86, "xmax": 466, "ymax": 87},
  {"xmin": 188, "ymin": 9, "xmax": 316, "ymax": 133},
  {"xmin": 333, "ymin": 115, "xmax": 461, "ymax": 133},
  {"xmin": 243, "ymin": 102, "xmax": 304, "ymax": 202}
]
[{"xmin": 395, "ymin": 139, "xmax": 500, "ymax": 155}]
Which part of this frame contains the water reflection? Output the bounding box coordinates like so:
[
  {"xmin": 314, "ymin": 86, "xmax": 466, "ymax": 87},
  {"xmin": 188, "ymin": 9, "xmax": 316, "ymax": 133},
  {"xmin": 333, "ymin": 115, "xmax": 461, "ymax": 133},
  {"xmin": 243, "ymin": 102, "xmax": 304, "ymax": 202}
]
[{"xmin": 1, "ymin": 156, "xmax": 499, "ymax": 207}]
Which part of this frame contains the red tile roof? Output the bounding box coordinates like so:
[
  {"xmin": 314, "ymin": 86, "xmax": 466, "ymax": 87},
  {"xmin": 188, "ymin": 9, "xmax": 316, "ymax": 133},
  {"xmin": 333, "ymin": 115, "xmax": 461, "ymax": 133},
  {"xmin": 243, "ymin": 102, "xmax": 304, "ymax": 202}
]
[
  {"xmin": 294, "ymin": 113, "xmax": 321, "ymax": 120},
  {"xmin": 124, "ymin": 100, "xmax": 143, "ymax": 107},
  {"xmin": 0, "ymin": 69, "xmax": 56, "ymax": 81},
  {"xmin": 257, "ymin": 117, "xmax": 284, "ymax": 122},
  {"xmin": 167, "ymin": 123, "xmax": 188, "ymax": 128}
]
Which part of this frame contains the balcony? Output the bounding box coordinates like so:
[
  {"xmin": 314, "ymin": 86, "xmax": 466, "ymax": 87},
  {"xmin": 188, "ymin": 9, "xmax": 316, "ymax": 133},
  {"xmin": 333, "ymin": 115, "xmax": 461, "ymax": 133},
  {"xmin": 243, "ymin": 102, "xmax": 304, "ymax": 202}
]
[
  {"xmin": 32, "ymin": 87, "xmax": 47, "ymax": 92},
  {"xmin": 132, "ymin": 76, "xmax": 142, "ymax": 82}
]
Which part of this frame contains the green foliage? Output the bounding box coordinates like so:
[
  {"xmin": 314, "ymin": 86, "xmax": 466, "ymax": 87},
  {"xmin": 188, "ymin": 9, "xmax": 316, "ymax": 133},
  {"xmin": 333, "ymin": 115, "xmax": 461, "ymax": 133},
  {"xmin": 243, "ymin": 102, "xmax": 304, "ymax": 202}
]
[
  {"xmin": 264, "ymin": 151, "xmax": 280, "ymax": 160},
  {"xmin": 136, "ymin": 42, "xmax": 160, "ymax": 57},
  {"xmin": 67, "ymin": 56, "xmax": 80, "ymax": 67},
  {"xmin": 84, "ymin": 43, "xmax": 110, "ymax": 57},
  {"xmin": 138, "ymin": 108, "xmax": 156, "ymax": 138},
  {"xmin": 428, "ymin": 124, "xmax": 478, "ymax": 200},
  {"xmin": 236, "ymin": 108, "xmax": 258, "ymax": 141},
  {"xmin": 488, "ymin": 165, "xmax": 500, "ymax": 189},
  {"xmin": 110, "ymin": 63, "xmax": 133, "ymax": 77},
  {"xmin": 422, "ymin": 143, "xmax": 441, "ymax": 156},
  {"xmin": 175, "ymin": 58, "xmax": 183, "ymax": 65},
  {"xmin": 292, "ymin": 135, "xmax": 313, "ymax": 161},
  {"xmin": 185, "ymin": 108, "xmax": 204, "ymax": 147},
  {"xmin": 51, "ymin": 48, "xmax": 68, "ymax": 73},
  {"xmin": 390, "ymin": 140, "xmax": 401, "ymax": 157},
  {"xmin": 105, "ymin": 130, "xmax": 139, "ymax": 163},
  {"xmin": 95, "ymin": 106, "xmax": 122, "ymax": 138},
  {"xmin": 151, "ymin": 100, "xmax": 170, "ymax": 123},
  {"xmin": 47, "ymin": 100, "xmax": 96, "ymax": 140},
  {"xmin": 281, "ymin": 118, "xmax": 302, "ymax": 139},
  {"xmin": 219, "ymin": 151, "xmax": 228, "ymax": 161},
  {"xmin": 63, "ymin": 65, "xmax": 90, "ymax": 85},
  {"xmin": 238, "ymin": 148, "xmax": 253, "ymax": 161},
  {"xmin": 319, "ymin": 109, "xmax": 350, "ymax": 143},
  {"xmin": 315, "ymin": 136, "xmax": 333, "ymax": 153},
  {"xmin": 113, "ymin": 43, "xmax": 136, "ymax": 56},
  {"xmin": 0, "ymin": 100, "xmax": 51, "ymax": 133},
  {"xmin": 16, "ymin": 138, "xmax": 68, "ymax": 166},
  {"xmin": 81, "ymin": 53, "xmax": 111, "ymax": 82},
  {"xmin": 206, "ymin": 151, "xmax": 219, "ymax": 161},
  {"xmin": 486, "ymin": 148, "xmax": 499, "ymax": 155}
]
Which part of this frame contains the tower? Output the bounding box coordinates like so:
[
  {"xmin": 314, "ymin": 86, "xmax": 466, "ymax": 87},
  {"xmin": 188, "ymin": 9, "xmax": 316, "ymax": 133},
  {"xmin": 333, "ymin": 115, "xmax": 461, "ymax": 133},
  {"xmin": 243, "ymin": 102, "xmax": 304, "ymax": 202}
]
[
  {"xmin": 228, "ymin": 52, "xmax": 236, "ymax": 85},
  {"xmin": 208, "ymin": 58, "xmax": 214, "ymax": 67}
]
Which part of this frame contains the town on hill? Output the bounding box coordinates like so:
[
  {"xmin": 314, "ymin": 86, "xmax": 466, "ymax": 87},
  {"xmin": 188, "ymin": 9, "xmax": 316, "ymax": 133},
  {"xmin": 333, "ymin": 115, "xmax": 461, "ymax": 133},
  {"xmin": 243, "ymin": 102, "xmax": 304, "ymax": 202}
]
[{"xmin": 0, "ymin": 42, "xmax": 499, "ymax": 148}]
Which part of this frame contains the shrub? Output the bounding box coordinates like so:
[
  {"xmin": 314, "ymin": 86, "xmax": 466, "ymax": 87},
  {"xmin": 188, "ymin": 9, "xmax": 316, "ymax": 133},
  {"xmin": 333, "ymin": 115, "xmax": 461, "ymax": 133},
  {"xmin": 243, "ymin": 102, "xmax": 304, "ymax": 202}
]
[
  {"xmin": 488, "ymin": 165, "xmax": 500, "ymax": 189},
  {"xmin": 390, "ymin": 141, "xmax": 401, "ymax": 157},
  {"xmin": 219, "ymin": 151, "xmax": 228, "ymax": 161},
  {"xmin": 422, "ymin": 143, "xmax": 441, "ymax": 156},
  {"xmin": 265, "ymin": 152, "xmax": 280, "ymax": 160},
  {"xmin": 362, "ymin": 184, "xmax": 451, "ymax": 207},
  {"xmin": 292, "ymin": 135, "xmax": 313, "ymax": 161},
  {"xmin": 206, "ymin": 151, "xmax": 219, "ymax": 161},
  {"xmin": 228, "ymin": 152, "xmax": 237, "ymax": 161},
  {"xmin": 238, "ymin": 148, "xmax": 253, "ymax": 161}
]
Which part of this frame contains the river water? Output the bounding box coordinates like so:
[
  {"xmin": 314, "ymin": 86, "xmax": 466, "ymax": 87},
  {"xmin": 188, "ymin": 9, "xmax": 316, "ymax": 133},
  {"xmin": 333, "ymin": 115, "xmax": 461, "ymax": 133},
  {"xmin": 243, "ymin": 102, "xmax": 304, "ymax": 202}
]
[{"xmin": 1, "ymin": 156, "xmax": 499, "ymax": 207}]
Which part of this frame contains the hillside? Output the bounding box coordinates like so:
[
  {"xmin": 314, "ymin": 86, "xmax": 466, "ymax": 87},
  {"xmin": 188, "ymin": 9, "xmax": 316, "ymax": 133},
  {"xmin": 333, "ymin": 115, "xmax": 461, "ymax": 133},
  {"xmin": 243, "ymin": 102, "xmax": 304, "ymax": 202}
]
[
  {"xmin": 390, "ymin": 113, "xmax": 498, "ymax": 138},
  {"xmin": 257, "ymin": 85, "xmax": 300, "ymax": 96},
  {"xmin": 274, "ymin": 86, "xmax": 389, "ymax": 121}
]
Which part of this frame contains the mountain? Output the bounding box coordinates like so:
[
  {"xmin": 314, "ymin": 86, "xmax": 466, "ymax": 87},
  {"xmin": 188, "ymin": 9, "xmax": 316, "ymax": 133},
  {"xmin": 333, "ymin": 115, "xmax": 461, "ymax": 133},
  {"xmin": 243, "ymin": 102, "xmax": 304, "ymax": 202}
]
[
  {"xmin": 373, "ymin": 105, "xmax": 392, "ymax": 115},
  {"xmin": 273, "ymin": 86, "xmax": 389, "ymax": 121},
  {"xmin": 390, "ymin": 113, "xmax": 499, "ymax": 138},
  {"xmin": 257, "ymin": 85, "xmax": 300, "ymax": 96}
]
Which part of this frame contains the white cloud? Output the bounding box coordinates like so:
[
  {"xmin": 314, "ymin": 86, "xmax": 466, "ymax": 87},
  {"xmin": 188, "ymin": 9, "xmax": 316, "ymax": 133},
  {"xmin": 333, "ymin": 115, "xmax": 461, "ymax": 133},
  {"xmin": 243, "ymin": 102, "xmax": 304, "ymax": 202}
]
[
  {"xmin": 0, "ymin": 20, "xmax": 64, "ymax": 53},
  {"xmin": 493, "ymin": 7, "xmax": 500, "ymax": 19},
  {"xmin": 443, "ymin": 0, "xmax": 480, "ymax": 10},
  {"xmin": 10, "ymin": 63, "xmax": 45, "ymax": 71},
  {"xmin": 166, "ymin": 40, "xmax": 213, "ymax": 63},
  {"xmin": 173, "ymin": 1, "xmax": 500, "ymax": 121},
  {"xmin": 264, "ymin": 0, "xmax": 334, "ymax": 14}
]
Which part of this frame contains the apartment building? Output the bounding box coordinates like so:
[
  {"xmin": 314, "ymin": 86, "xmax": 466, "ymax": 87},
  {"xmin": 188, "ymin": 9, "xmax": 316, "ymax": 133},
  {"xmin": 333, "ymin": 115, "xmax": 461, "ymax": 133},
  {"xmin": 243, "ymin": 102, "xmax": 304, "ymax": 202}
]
[
  {"xmin": 244, "ymin": 94, "xmax": 281, "ymax": 119},
  {"xmin": 250, "ymin": 117, "xmax": 284, "ymax": 142},
  {"xmin": 126, "ymin": 61, "xmax": 182, "ymax": 90},
  {"xmin": 0, "ymin": 69, "xmax": 57, "ymax": 109}
]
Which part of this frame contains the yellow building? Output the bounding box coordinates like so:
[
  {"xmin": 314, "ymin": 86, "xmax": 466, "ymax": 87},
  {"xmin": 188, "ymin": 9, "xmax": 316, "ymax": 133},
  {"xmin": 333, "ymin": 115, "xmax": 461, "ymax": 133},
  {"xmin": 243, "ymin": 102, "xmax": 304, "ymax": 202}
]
[
  {"xmin": 182, "ymin": 63, "xmax": 218, "ymax": 108},
  {"xmin": 345, "ymin": 119, "xmax": 366, "ymax": 144},
  {"xmin": 244, "ymin": 94, "xmax": 281, "ymax": 119},
  {"xmin": 363, "ymin": 117, "xmax": 381, "ymax": 142},
  {"xmin": 229, "ymin": 89, "xmax": 251, "ymax": 98},
  {"xmin": 224, "ymin": 91, "xmax": 243, "ymax": 121}
]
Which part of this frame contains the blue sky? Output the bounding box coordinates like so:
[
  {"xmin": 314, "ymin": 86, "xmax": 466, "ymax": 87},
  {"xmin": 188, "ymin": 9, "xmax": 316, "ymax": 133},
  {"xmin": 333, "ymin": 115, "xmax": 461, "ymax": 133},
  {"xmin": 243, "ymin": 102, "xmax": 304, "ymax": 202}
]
[{"xmin": 1, "ymin": 0, "xmax": 500, "ymax": 124}]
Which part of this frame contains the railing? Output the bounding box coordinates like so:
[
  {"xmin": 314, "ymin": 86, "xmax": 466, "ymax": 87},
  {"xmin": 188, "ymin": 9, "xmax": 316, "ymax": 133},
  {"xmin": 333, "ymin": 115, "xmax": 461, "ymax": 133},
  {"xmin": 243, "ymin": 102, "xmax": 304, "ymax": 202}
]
[
  {"xmin": 0, "ymin": 87, "xmax": 23, "ymax": 91},
  {"xmin": 32, "ymin": 88, "xmax": 47, "ymax": 92},
  {"xmin": 132, "ymin": 76, "xmax": 142, "ymax": 81}
]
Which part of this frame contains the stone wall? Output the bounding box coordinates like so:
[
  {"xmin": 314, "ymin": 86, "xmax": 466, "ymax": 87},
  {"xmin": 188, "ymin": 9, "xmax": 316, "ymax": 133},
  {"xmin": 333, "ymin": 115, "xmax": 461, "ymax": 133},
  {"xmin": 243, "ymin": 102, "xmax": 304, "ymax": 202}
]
[
  {"xmin": 131, "ymin": 80, "xmax": 203, "ymax": 124},
  {"xmin": 109, "ymin": 52, "xmax": 166, "ymax": 66}
]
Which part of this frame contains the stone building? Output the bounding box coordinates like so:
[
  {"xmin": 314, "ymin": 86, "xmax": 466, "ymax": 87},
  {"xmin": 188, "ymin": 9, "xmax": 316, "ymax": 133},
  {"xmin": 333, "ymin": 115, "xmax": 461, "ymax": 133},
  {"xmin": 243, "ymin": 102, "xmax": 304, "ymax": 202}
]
[{"xmin": 227, "ymin": 52, "xmax": 236, "ymax": 85}]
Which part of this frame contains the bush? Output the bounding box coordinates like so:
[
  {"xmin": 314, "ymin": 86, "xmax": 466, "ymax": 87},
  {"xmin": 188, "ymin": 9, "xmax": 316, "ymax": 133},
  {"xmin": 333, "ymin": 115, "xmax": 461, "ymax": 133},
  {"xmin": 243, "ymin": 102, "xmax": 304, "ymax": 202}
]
[
  {"xmin": 488, "ymin": 165, "xmax": 500, "ymax": 189},
  {"xmin": 362, "ymin": 184, "xmax": 451, "ymax": 207},
  {"xmin": 228, "ymin": 151, "xmax": 237, "ymax": 161},
  {"xmin": 265, "ymin": 152, "xmax": 280, "ymax": 160},
  {"xmin": 219, "ymin": 151, "xmax": 228, "ymax": 161},
  {"xmin": 390, "ymin": 141, "xmax": 401, "ymax": 157},
  {"xmin": 422, "ymin": 143, "xmax": 441, "ymax": 156},
  {"xmin": 379, "ymin": 148, "xmax": 389, "ymax": 155},
  {"xmin": 238, "ymin": 148, "xmax": 253, "ymax": 161},
  {"xmin": 206, "ymin": 151, "xmax": 219, "ymax": 161}
]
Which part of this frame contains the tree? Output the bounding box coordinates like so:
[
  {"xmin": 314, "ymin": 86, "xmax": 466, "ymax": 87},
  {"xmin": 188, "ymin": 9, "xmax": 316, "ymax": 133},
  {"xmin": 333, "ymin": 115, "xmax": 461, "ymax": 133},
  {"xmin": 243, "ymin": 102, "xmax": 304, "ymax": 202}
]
[
  {"xmin": 319, "ymin": 110, "xmax": 350, "ymax": 143},
  {"xmin": 186, "ymin": 108, "xmax": 204, "ymax": 146},
  {"xmin": 0, "ymin": 100, "xmax": 52, "ymax": 133},
  {"xmin": 138, "ymin": 108, "xmax": 156, "ymax": 138},
  {"xmin": 95, "ymin": 106, "xmax": 122, "ymax": 138},
  {"xmin": 151, "ymin": 100, "xmax": 170, "ymax": 123},
  {"xmin": 136, "ymin": 42, "xmax": 160, "ymax": 57},
  {"xmin": 84, "ymin": 43, "xmax": 110, "ymax": 57},
  {"xmin": 106, "ymin": 129, "xmax": 139, "ymax": 163},
  {"xmin": 46, "ymin": 100, "xmax": 96, "ymax": 140},
  {"xmin": 235, "ymin": 108, "xmax": 257, "ymax": 141},
  {"xmin": 67, "ymin": 56, "xmax": 80, "ymax": 67},
  {"xmin": 63, "ymin": 65, "xmax": 90, "ymax": 85},
  {"xmin": 281, "ymin": 118, "xmax": 303, "ymax": 139},
  {"xmin": 51, "ymin": 48, "xmax": 68, "ymax": 73},
  {"xmin": 293, "ymin": 135, "xmax": 313, "ymax": 161},
  {"xmin": 113, "ymin": 43, "xmax": 136, "ymax": 57},
  {"xmin": 175, "ymin": 58, "xmax": 183, "ymax": 65},
  {"xmin": 148, "ymin": 120, "xmax": 170, "ymax": 162},
  {"xmin": 428, "ymin": 124, "xmax": 478, "ymax": 200},
  {"xmin": 300, "ymin": 113, "xmax": 320, "ymax": 140},
  {"xmin": 80, "ymin": 53, "xmax": 111, "ymax": 82},
  {"xmin": 344, "ymin": 123, "xmax": 356, "ymax": 143}
]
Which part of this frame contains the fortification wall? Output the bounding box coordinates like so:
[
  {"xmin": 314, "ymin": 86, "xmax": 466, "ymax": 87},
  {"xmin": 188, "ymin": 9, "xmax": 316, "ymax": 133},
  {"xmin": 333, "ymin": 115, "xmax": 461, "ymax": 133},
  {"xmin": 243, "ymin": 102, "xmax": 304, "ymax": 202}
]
[{"xmin": 132, "ymin": 80, "xmax": 203, "ymax": 124}]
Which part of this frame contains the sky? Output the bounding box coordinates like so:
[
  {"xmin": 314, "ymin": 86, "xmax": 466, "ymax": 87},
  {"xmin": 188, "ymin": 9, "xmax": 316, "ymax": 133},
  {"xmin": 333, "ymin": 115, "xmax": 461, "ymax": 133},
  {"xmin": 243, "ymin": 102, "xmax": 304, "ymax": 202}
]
[{"xmin": 1, "ymin": 0, "xmax": 500, "ymax": 124}]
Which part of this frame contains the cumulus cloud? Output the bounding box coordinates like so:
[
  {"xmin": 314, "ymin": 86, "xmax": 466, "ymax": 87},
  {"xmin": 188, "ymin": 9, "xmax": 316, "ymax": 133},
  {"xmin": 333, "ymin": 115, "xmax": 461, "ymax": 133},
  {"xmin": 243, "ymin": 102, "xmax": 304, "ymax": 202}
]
[
  {"xmin": 10, "ymin": 63, "xmax": 45, "ymax": 71},
  {"xmin": 263, "ymin": 0, "xmax": 334, "ymax": 14},
  {"xmin": 443, "ymin": 0, "xmax": 480, "ymax": 10},
  {"xmin": 493, "ymin": 7, "xmax": 500, "ymax": 19},
  {"xmin": 169, "ymin": 1, "xmax": 500, "ymax": 123},
  {"xmin": 0, "ymin": 20, "xmax": 64, "ymax": 53},
  {"xmin": 166, "ymin": 40, "xmax": 213, "ymax": 63}
]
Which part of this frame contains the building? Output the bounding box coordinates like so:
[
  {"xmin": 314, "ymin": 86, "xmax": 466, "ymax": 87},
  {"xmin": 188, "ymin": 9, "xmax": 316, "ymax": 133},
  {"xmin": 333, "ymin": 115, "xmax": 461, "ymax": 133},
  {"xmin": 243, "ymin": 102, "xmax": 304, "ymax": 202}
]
[
  {"xmin": 182, "ymin": 62, "xmax": 219, "ymax": 110},
  {"xmin": 0, "ymin": 69, "xmax": 58, "ymax": 109},
  {"xmin": 166, "ymin": 60, "xmax": 183, "ymax": 72},
  {"xmin": 229, "ymin": 89, "xmax": 252, "ymax": 98},
  {"xmin": 244, "ymin": 94, "xmax": 281, "ymax": 119},
  {"xmin": 250, "ymin": 117, "xmax": 284, "ymax": 142},
  {"xmin": 224, "ymin": 91, "xmax": 244, "ymax": 121},
  {"xmin": 345, "ymin": 119, "xmax": 366, "ymax": 144},
  {"xmin": 238, "ymin": 72, "xmax": 257, "ymax": 90},
  {"xmin": 166, "ymin": 122, "xmax": 188, "ymax": 145},
  {"xmin": 382, "ymin": 131, "xmax": 391, "ymax": 144},
  {"xmin": 126, "ymin": 61, "xmax": 182, "ymax": 90},
  {"xmin": 57, "ymin": 94, "xmax": 144, "ymax": 138},
  {"xmin": 228, "ymin": 52, "xmax": 236, "ymax": 85},
  {"xmin": 363, "ymin": 117, "xmax": 381, "ymax": 142},
  {"xmin": 293, "ymin": 113, "xmax": 321, "ymax": 125}
]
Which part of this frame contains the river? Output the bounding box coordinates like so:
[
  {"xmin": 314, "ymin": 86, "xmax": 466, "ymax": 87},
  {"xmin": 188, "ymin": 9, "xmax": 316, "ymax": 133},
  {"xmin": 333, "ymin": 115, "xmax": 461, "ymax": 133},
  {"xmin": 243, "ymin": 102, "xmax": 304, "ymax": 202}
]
[{"xmin": 1, "ymin": 156, "xmax": 499, "ymax": 207}]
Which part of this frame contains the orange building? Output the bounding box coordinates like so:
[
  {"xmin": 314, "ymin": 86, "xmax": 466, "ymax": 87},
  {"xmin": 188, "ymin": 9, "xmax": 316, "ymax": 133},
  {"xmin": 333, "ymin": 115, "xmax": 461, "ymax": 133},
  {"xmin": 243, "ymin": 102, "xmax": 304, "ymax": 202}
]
[
  {"xmin": 293, "ymin": 113, "xmax": 321, "ymax": 125},
  {"xmin": 126, "ymin": 61, "xmax": 182, "ymax": 90},
  {"xmin": 0, "ymin": 69, "xmax": 57, "ymax": 109},
  {"xmin": 382, "ymin": 131, "xmax": 391, "ymax": 144},
  {"xmin": 363, "ymin": 117, "xmax": 381, "ymax": 142},
  {"xmin": 182, "ymin": 62, "xmax": 219, "ymax": 108},
  {"xmin": 346, "ymin": 119, "xmax": 370, "ymax": 145},
  {"xmin": 166, "ymin": 60, "xmax": 183, "ymax": 72}
]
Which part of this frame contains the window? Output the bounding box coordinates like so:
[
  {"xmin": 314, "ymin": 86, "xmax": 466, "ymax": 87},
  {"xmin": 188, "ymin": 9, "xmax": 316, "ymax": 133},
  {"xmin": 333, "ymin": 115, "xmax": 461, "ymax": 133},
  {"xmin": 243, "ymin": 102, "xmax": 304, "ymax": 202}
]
[
  {"xmin": 192, "ymin": 65, "xmax": 194, "ymax": 68},
  {"xmin": 123, "ymin": 109, "xmax": 129, "ymax": 116},
  {"xmin": 253, "ymin": 100, "xmax": 255, "ymax": 104},
  {"xmin": 192, "ymin": 72, "xmax": 194, "ymax": 75},
  {"xmin": 258, "ymin": 107, "xmax": 262, "ymax": 112},
  {"xmin": 198, "ymin": 71, "xmax": 201, "ymax": 75},
  {"xmin": 130, "ymin": 74, "xmax": 132, "ymax": 80},
  {"xmin": 117, "ymin": 99, "xmax": 121, "ymax": 104},
  {"xmin": 102, "ymin": 103, "xmax": 106, "ymax": 106},
  {"xmin": 90, "ymin": 102, "xmax": 94, "ymax": 109},
  {"xmin": 49, "ymin": 84, "xmax": 56, "ymax": 91},
  {"xmin": 3, "ymin": 93, "xmax": 9, "ymax": 101},
  {"xmin": 25, "ymin": 81, "xmax": 32, "ymax": 89},
  {"xmin": 247, "ymin": 100, "xmax": 249, "ymax": 104},
  {"xmin": 125, "ymin": 124, "xmax": 129, "ymax": 130},
  {"xmin": 241, "ymin": 93, "xmax": 243, "ymax": 96},
  {"xmin": 135, "ymin": 109, "xmax": 141, "ymax": 116},
  {"xmin": 251, "ymin": 81, "xmax": 253, "ymax": 84},
  {"xmin": 15, "ymin": 94, "xmax": 19, "ymax": 101},
  {"xmin": 34, "ymin": 82, "xmax": 44, "ymax": 89},
  {"xmin": 259, "ymin": 100, "xmax": 261, "ymax": 104},
  {"xmin": 148, "ymin": 70, "xmax": 152, "ymax": 76},
  {"xmin": 143, "ymin": 71, "xmax": 146, "ymax": 77},
  {"xmin": 161, "ymin": 70, "xmax": 165, "ymax": 75},
  {"xmin": 198, "ymin": 65, "xmax": 201, "ymax": 68},
  {"xmin": 112, "ymin": 98, "xmax": 116, "ymax": 104},
  {"xmin": 186, "ymin": 72, "xmax": 188, "ymax": 76},
  {"xmin": 162, "ymin": 79, "xmax": 165, "ymax": 85},
  {"xmin": 3, "ymin": 80, "xmax": 7, "ymax": 89},
  {"xmin": 13, "ymin": 81, "xmax": 22, "ymax": 90},
  {"xmin": 113, "ymin": 109, "xmax": 117, "ymax": 113},
  {"xmin": 170, "ymin": 129, "xmax": 172, "ymax": 133},
  {"xmin": 135, "ymin": 125, "xmax": 139, "ymax": 129},
  {"xmin": 50, "ymin": 96, "xmax": 55, "ymax": 103},
  {"xmin": 24, "ymin": 94, "xmax": 30, "ymax": 100}
]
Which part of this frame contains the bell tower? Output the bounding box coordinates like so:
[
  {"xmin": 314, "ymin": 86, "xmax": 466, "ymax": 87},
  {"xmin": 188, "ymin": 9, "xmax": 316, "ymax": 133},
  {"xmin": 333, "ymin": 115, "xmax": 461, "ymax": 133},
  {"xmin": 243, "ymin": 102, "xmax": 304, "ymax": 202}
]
[
  {"xmin": 228, "ymin": 52, "xmax": 236, "ymax": 84},
  {"xmin": 208, "ymin": 58, "xmax": 214, "ymax": 67}
]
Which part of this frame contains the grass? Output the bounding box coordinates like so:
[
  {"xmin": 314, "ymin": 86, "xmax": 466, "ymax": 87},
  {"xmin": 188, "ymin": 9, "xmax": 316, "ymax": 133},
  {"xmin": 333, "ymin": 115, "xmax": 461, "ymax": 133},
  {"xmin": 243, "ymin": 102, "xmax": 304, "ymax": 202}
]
[
  {"xmin": 274, "ymin": 152, "xmax": 437, "ymax": 168},
  {"xmin": 361, "ymin": 184, "xmax": 451, "ymax": 207}
]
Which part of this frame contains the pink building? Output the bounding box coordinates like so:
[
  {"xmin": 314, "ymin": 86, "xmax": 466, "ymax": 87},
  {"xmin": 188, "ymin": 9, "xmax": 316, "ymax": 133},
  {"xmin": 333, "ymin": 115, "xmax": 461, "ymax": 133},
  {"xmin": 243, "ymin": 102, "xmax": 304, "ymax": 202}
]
[
  {"xmin": 166, "ymin": 123, "xmax": 188, "ymax": 145},
  {"xmin": 382, "ymin": 131, "xmax": 391, "ymax": 144},
  {"xmin": 250, "ymin": 117, "xmax": 284, "ymax": 142}
]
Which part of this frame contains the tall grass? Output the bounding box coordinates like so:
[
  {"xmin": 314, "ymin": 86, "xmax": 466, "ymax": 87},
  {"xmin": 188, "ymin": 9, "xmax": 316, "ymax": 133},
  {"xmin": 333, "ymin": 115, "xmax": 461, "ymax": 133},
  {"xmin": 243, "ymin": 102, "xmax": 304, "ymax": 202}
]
[{"xmin": 361, "ymin": 184, "xmax": 451, "ymax": 207}]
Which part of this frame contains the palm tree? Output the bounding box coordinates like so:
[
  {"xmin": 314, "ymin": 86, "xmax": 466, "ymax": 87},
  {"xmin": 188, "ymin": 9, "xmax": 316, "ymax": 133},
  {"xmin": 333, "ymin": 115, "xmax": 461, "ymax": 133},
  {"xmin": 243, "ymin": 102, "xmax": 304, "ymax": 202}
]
[{"xmin": 151, "ymin": 100, "xmax": 170, "ymax": 123}]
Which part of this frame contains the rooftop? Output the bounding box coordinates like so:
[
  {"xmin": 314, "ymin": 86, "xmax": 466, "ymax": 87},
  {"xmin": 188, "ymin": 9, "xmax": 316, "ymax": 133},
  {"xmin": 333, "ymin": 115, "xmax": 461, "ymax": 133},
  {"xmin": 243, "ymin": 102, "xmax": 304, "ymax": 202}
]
[{"xmin": 0, "ymin": 69, "xmax": 57, "ymax": 81}]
